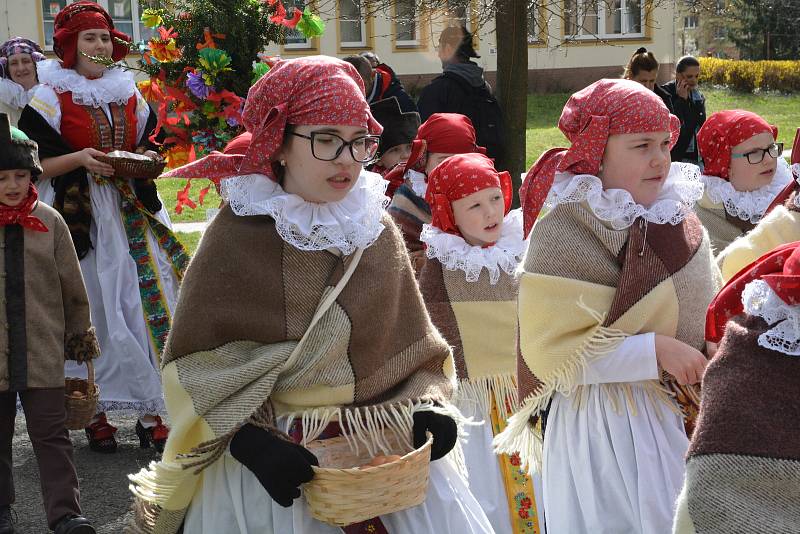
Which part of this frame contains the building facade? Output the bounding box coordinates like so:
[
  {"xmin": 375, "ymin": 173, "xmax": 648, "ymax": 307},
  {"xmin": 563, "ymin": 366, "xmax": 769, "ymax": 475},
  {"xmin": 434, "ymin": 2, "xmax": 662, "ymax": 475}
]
[{"xmin": 1, "ymin": 0, "xmax": 680, "ymax": 92}]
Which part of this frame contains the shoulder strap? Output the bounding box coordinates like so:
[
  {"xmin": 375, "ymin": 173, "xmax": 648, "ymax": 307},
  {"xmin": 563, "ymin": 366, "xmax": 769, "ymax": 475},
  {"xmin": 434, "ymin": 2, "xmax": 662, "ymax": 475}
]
[{"xmin": 281, "ymin": 247, "xmax": 364, "ymax": 370}]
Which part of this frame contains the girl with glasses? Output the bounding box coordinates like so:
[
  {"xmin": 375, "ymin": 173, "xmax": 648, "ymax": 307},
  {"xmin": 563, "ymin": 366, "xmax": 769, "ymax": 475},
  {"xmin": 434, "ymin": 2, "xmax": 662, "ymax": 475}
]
[
  {"xmin": 695, "ymin": 110, "xmax": 793, "ymax": 258},
  {"xmin": 129, "ymin": 56, "xmax": 493, "ymax": 534}
]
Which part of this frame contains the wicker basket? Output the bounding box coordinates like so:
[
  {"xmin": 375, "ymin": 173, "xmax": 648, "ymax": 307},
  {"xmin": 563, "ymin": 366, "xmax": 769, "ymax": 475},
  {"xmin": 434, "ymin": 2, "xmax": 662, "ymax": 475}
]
[
  {"xmin": 96, "ymin": 155, "xmax": 166, "ymax": 181},
  {"xmin": 64, "ymin": 360, "xmax": 99, "ymax": 430},
  {"xmin": 303, "ymin": 432, "xmax": 433, "ymax": 526}
]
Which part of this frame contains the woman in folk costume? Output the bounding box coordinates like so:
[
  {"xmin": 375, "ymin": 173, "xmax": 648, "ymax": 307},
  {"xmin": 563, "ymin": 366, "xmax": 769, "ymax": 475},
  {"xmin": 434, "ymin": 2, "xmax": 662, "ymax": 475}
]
[
  {"xmin": 18, "ymin": 1, "xmax": 187, "ymax": 453},
  {"xmin": 126, "ymin": 56, "xmax": 493, "ymax": 534},
  {"xmin": 0, "ymin": 37, "xmax": 45, "ymax": 127},
  {"xmin": 674, "ymin": 241, "xmax": 800, "ymax": 533},
  {"xmin": 368, "ymin": 96, "xmax": 420, "ymax": 177},
  {"xmin": 694, "ymin": 110, "xmax": 792, "ymax": 254},
  {"xmin": 492, "ymin": 79, "xmax": 723, "ymax": 534},
  {"xmin": 715, "ymin": 128, "xmax": 800, "ymax": 281},
  {"xmin": 385, "ymin": 113, "xmax": 485, "ymax": 270},
  {"xmin": 417, "ymin": 153, "xmax": 542, "ymax": 533}
]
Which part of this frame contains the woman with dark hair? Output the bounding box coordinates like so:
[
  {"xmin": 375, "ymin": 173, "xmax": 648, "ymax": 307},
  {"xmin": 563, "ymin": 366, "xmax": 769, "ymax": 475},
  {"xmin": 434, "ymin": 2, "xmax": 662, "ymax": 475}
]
[
  {"xmin": 18, "ymin": 1, "xmax": 186, "ymax": 454},
  {"xmin": 0, "ymin": 37, "xmax": 45, "ymax": 126},
  {"xmin": 623, "ymin": 47, "xmax": 660, "ymax": 91}
]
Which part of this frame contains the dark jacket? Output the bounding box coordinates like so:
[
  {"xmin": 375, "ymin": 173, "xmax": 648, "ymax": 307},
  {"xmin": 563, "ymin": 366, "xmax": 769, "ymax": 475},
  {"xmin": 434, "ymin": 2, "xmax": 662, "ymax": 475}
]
[
  {"xmin": 659, "ymin": 80, "xmax": 706, "ymax": 165},
  {"xmin": 417, "ymin": 61, "xmax": 490, "ymax": 123},
  {"xmin": 416, "ymin": 61, "xmax": 504, "ymax": 161},
  {"xmin": 368, "ymin": 64, "xmax": 417, "ymax": 114}
]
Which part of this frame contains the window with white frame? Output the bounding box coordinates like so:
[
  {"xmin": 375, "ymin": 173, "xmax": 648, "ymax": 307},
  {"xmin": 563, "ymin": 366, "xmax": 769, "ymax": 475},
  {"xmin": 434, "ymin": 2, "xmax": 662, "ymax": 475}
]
[
  {"xmin": 41, "ymin": 0, "xmax": 154, "ymax": 49},
  {"xmin": 528, "ymin": 4, "xmax": 542, "ymax": 43},
  {"xmin": 340, "ymin": 0, "xmax": 367, "ymax": 48},
  {"xmin": 684, "ymin": 15, "xmax": 698, "ymax": 28},
  {"xmin": 564, "ymin": 0, "xmax": 644, "ymax": 39},
  {"xmin": 395, "ymin": 0, "xmax": 420, "ymax": 46},
  {"xmin": 284, "ymin": 0, "xmax": 313, "ymax": 49}
]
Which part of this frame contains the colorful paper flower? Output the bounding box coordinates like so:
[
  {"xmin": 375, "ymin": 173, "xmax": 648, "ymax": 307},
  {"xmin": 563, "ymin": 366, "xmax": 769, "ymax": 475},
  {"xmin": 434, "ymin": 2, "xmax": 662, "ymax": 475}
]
[
  {"xmin": 186, "ymin": 70, "xmax": 211, "ymax": 100},
  {"xmin": 149, "ymin": 27, "xmax": 181, "ymax": 63},
  {"xmin": 138, "ymin": 79, "xmax": 164, "ymax": 102},
  {"xmin": 140, "ymin": 9, "xmax": 163, "ymax": 29},
  {"xmin": 296, "ymin": 7, "xmax": 325, "ymax": 38},
  {"xmin": 197, "ymin": 48, "xmax": 232, "ymax": 84}
]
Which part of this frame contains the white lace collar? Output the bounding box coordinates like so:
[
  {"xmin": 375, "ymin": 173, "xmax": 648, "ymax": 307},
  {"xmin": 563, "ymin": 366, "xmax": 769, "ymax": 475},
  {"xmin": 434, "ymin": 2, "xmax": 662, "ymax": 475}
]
[
  {"xmin": 545, "ymin": 162, "xmax": 703, "ymax": 230},
  {"xmin": 220, "ymin": 170, "xmax": 389, "ymax": 255},
  {"xmin": 407, "ymin": 169, "xmax": 427, "ymax": 197},
  {"xmin": 0, "ymin": 78, "xmax": 35, "ymax": 109},
  {"xmin": 420, "ymin": 209, "xmax": 527, "ymax": 284},
  {"xmin": 701, "ymin": 158, "xmax": 793, "ymax": 223},
  {"xmin": 37, "ymin": 59, "xmax": 135, "ymax": 107},
  {"xmin": 742, "ymin": 279, "xmax": 800, "ymax": 356}
]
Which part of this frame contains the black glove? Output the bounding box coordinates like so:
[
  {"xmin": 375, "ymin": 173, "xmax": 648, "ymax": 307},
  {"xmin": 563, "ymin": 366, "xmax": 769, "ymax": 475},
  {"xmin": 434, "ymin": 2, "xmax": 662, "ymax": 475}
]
[
  {"xmin": 412, "ymin": 410, "xmax": 457, "ymax": 461},
  {"xmin": 229, "ymin": 424, "xmax": 318, "ymax": 507}
]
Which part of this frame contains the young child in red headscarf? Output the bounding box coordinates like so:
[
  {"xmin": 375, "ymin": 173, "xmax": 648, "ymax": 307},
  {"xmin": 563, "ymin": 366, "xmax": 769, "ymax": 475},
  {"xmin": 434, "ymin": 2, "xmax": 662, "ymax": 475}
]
[
  {"xmin": 493, "ymin": 79, "xmax": 722, "ymax": 534},
  {"xmin": 0, "ymin": 114, "xmax": 99, "ymax": 534},
  {"xmin": 385, "ymin": 113, "xmax": 485, "ymax": 271},
  {"xmin": 417, "ymin": 153, "xmax": 543, "ymax": 533},
  {"xmin": 694, "ymin": 110, "xmax": 792, "ymax": 256},
  {"xmin": 674, "ymin": 241, "xmax": 800, "ymax": 532},
  {"xmin": 128, "ymin": 56, "xmax": 493, "ymax": 534},
  {"xmin": 17, "ymin": 1, "xmax": 185, "ymax": 453}
]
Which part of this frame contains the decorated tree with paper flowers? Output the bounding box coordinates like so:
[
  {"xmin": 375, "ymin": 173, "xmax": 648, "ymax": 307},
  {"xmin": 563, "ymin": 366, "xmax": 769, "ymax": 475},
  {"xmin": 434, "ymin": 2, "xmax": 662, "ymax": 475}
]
[{"xmin": 134, "ymin": 0, "xmax": 324, "ymax": 181}]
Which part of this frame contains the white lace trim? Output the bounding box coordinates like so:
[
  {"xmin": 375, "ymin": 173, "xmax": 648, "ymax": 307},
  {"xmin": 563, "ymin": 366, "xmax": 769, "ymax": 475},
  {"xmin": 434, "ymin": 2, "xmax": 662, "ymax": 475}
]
[
  {"xmin": 0, "ymin": 78, "xmax": 33, "ymax": 109},
  {"xmin": 220, "ymin": 170, "xmax": 389, "ymax": 255},
  {"xmin": 37, "ymin": 58, "xmax": 135, "ymax": 107},
  {"xmin": 420, "ymin": 209, "xmax": 527, "ymax": 284},
  {"xmin": 545, "ymin": 162, "xmax": 704, "ymax": 230},
  {"xmin": 792, "ymin": 164, "xmax": 800, "ymax": 210},
  {"xmin": 407, "ymin": 169, "xmax": 427, "ymax": 197},
  {"xmin": 701, "ymin": 158, "xmax": 793, "ymax": 223},
  {"xmin": 742, "ymin": 279, "xmax": 800, "ymax": 356}
]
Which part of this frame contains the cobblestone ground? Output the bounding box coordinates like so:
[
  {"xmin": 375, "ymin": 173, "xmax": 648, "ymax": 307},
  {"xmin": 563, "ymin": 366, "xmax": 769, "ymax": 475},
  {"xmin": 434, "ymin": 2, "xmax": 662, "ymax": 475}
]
[{"xmin": 11, "ymin": 413, "xmax": 161, "ymax": 533}]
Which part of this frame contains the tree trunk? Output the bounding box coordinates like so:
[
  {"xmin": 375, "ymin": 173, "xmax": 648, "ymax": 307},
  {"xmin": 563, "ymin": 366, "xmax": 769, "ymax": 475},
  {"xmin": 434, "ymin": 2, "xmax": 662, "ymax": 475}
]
[{"xmin": 495, "ymin": 0, "xmax": 528, "ymax": 207}]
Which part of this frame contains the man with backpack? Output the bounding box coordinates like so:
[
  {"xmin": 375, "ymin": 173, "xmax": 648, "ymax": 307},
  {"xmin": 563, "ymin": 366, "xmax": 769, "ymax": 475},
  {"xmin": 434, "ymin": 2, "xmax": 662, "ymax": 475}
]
[{"xmin": 417, "ymin": 26, "xmax": 505, "ymax": 163}]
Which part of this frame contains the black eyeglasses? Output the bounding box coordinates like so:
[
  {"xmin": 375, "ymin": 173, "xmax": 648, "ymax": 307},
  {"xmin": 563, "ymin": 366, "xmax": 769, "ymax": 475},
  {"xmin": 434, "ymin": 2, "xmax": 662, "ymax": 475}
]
[
  {"xmin": 289, "ymin": 131, "xmax": 380, "ymax": 163},
  {"xmin": 730, "ymin": 142, "xmax": 784, "ymax": 165}
]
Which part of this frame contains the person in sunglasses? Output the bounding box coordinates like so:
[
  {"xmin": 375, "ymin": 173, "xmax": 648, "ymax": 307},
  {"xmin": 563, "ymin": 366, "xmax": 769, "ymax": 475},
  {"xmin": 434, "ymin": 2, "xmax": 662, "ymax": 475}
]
[
  {"xmin": 695, "ymin": 110, "xmax": 792, "ymax": 256},
  {"xmin": 129, "ymin": 56, "xmax": 492, "ymax": 534}
]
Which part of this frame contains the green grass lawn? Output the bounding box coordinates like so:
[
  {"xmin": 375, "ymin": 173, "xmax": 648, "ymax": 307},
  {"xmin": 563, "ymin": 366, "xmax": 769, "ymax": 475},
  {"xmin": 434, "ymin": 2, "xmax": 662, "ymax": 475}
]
[
  {"xmin": 176, "ymin": 231, "xmax": 202, "ymax": 255},
  {"xmin": 158, "ymin": 87, "xmax": 800, "ymax": 224}
]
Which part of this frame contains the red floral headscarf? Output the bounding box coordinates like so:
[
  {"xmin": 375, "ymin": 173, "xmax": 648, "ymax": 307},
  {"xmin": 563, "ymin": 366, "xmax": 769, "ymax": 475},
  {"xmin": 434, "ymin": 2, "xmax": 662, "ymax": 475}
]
[
  {"xmin": 163, "ymin": 55, "xmax": 382, "ymax": 184},
  {"xmin": 383, "ymin": 113, "xmax": 486, "ymax": 196},
  {"xmin": 698, "ymin": 110, "xmax": 777, "ymax": 180},
  {"xmin": 706, "ymin": 241, "xmax": 800, "ymax": 343},
  {"xmin": 519, "ymin": 78, "xmax": 681, "ymax": 238},
  {"xmin": 53, "ymin": 1, "xmax": 131, "ymax": 69},
  {"xmin": 425, "ymin": 152, "xmax": 512, "ymax": 237}
]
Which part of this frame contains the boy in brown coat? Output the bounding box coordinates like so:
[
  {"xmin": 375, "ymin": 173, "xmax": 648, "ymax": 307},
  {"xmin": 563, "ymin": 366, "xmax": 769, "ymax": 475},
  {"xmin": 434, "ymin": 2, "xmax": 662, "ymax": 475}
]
[{"xmin": 0, "ymin": 113, "xmax": 99, "ymax": 534}]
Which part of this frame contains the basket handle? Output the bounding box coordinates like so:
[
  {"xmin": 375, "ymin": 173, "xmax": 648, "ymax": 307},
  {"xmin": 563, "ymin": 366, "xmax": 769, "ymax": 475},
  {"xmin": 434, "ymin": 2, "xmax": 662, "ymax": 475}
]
[{"xmin": 86, "ymin": 359, "xmax": 94, "ymax": 388}]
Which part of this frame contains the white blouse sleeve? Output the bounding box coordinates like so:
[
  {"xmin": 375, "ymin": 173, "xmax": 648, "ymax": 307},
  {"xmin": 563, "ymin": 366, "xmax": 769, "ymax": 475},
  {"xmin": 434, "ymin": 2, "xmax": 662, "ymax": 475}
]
[
  {"xmin": 576, "ymin": 332, "xmax": 659, "ymax": 385},
  {"xmin": 135, "ymin": 88, "xmax": 152, "ymax": 145},
  {"xmin": 27, "ymin": 84, "xmax": 61, "ymax": 132}
]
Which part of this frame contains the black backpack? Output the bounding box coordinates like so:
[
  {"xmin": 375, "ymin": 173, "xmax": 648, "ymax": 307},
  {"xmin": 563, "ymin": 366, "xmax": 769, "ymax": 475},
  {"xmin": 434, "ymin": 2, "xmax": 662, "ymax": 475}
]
[{"xmin": 441, "ymin": 71, "xmax": 505, "ymax": 161}]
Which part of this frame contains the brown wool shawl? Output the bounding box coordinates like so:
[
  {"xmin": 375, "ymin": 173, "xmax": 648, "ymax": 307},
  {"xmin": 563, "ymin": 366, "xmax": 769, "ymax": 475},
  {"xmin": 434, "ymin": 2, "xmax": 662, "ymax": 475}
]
[
  {"xmin": 695, "ymin": 201, "xmax": 753, "ymax": 256},
  {"xmin": 674, "ymin": 314, "xmax": 800, "ymax": 533},
  {"xmin": 127, "ymin": 205, "xmax": 456, "ymax": 534},
  {"xmin": 418, "ymin": 257, "xmax": 520, "ymax": 419},
  {"xmin": 494, "ymin": 200, "xmax": 721, "ymax": 473}
]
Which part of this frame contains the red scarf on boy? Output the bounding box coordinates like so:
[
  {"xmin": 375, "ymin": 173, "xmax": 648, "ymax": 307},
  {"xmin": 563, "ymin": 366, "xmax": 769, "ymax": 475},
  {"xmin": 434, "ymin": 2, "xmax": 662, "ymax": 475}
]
[{"xmin": 0, "ymin": 184, "xmax": 48, "ymax": 232}]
